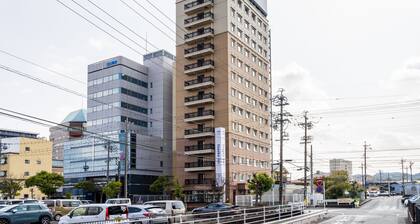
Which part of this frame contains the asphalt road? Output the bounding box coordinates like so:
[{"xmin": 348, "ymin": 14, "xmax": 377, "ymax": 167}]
[{"xmin": 320, "ymin": 196, "xmax": 407, "ymax": 224}]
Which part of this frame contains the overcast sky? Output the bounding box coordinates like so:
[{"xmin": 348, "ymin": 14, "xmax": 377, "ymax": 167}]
[{"xmin": 1, "ymin": 0, "xmax": 420, "ymax": 178}]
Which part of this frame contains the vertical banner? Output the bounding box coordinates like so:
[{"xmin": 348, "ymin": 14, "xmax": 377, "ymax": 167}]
[{"xmin": 215, "ymin": 127, "xmax": 226, "ymax": 189}]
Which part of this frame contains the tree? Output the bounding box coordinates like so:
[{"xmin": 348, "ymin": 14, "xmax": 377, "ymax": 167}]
[
  {"xmin": 0, "ymin": 178, "xmax": 23, "ymax": 199},
  {"xmin": 75, "ymin": 180, "xmax": 98, "ymax": 192},
  {"xmin": 172, "ymin": 181, "xmax": 184, "ymax": 200},
  {"xmin": 25, "ymin": 171, "xmax": 64, "ymax": 198},
  {"xmin": 248, "ymin": 173, "xmax": 274, "ymax": 204},
  {"xmin": 150, "ymin": 176, "xmax": 172, "ymax": 195},
  {"xmin": 325, "ymin": 171, "xmax": 352, "ymax": 199},
  {"xmin": 102, "ymin": 181, "xmax": 122, "ymax": 199}
]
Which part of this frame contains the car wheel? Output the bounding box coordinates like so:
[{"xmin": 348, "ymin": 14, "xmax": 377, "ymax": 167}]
[
  {"xmin": 54, "ymin": 214, "xmax": 62, "ymax": 221},
  {"xmin": 39, "ymin": 216, "xmax": 51, "ymax": 224},
  {"xmin": 0, "ymin": 219, "xmax": 8, "ymax": 224}
]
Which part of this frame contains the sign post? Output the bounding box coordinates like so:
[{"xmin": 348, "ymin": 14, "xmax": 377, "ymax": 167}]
[{"xmin": 215, "ymin": 128, "xmax": 226, "ymax": 202}]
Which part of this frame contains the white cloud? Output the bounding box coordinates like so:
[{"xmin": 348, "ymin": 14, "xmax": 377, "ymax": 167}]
[
  {"xmin": 383, "ymin": 57, "xmax": 420, "ymax": 96},
  {"xmin": 272, "ymin": 62, "xmax": 330, "ymax": 112}
]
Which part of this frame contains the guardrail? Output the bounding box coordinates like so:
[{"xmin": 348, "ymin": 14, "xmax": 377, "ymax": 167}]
[{"xmin": 77, "ymin": 203, "xmax": 304, "ymax": 224}]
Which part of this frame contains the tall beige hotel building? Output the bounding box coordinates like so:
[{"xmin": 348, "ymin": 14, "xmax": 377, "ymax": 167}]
[{"xmin": 175, "ymin": 0, "xmax": 271, "ymax": 204}]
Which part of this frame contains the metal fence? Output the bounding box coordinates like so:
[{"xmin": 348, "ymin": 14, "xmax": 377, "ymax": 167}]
[
  {"xmin": 131, "ymin": 194, "xmax": 171, "ymax": 204},
  {"xmin": 77, "ymin": 203, "xmax": 304, "ymax": 224},
  {"xmin": 236, "ymin": 193, "xmax": 304, "ymax": 207}
]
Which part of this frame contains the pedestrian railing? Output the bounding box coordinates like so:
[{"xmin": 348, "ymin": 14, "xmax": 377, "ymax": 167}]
[{"xmin": 77, "ymin": 203, "xmax": 304, "ymax": 224}]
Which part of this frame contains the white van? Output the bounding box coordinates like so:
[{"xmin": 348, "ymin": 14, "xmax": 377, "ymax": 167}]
[
  {"xmin": 143, "ymin": 200, "xmax": 186, "ymax": 216},
  {"xmin": 105, "ymin": 198, "xmax": 131, "ymax": 205}
]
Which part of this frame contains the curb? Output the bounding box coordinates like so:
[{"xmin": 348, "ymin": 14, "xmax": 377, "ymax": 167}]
[{"xmin": 359, "ymin": 198, "xmax": 372, "ymax": 206}]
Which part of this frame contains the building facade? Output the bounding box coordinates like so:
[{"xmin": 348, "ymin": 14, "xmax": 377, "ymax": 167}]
[
  {"xmin": 49, "ymin": 109, "xmax": 87, "ymax": 176},
  {"xmin": 174, "ymin": 0, "xmax": 271, "ymax": 204},
  {"xmin": 63, "ymin": 50, "xmax": 175, "ymax": 199},
  {"xmin": 329, "ymin": 159, "xmax": 353, "ymax": 178},
  {"xmin": 0, "ymin": 137, "xmax": 52, "ymax": 199},
  {"xmin": 0, "ymin": 129, "xmax": 38, "ymax": 139}
]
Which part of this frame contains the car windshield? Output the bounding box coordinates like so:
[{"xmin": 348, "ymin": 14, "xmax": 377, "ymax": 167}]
[{"xmin": 0, "ymin": 205, "xmax": 14, "ymax": 212}]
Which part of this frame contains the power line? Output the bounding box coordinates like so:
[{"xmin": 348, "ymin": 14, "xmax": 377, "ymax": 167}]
[{"xmin": 0, "ymin": 49, "xmax": 85, "ymax": 85}]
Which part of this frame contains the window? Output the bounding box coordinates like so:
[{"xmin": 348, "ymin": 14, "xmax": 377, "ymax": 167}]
[
  {"xmin": 231, "ymin": 8, "xmax": 235, "ymax": 17},
  {"xmin": 237, "ymin": 28, "xmax": 243, "ymax": 38},
  {"xmin": 150, "ymin": 95, "xmax": 153, "ymax": 101},
  {"xmin": 237, "ymin": 13, "xmax": 242, "ymax": 23},
  {"xmin": 24, "ymin": 172, "xmax": 29, "ymax": 176},
  {"xmin": 237, "ymin": 60, "xmax": 242, "ymax": 68},
  {"xmin": 244, "ymin": 20, "xmax": 249, "ymax": 29},
  {"xmin": 24, "ymin": 160, "xmax": 30, "ymax": 164},
  {"xmin": 25, "ymin": 147, "xmax": 30, "ymax": 152},
  {"xmin": 231, "ymin": 39, "xmax": 236, "ymax": 47},
  {"xmin": 150, "ymin": 82, "xmax": 153, "ymax": 88},
  {"xmin": 231, "ymin": 55, "xmax": 236, "ymax": 64},
  {"xmin": 231, "ymin": 72, "xmax": 236, "ymax": 80},
  {"xmin": 244, "ymin": 35, "xmax": 249, "ymax": 43},
  {"xmin": 160, "ymin": 161, "xmax": 163, "ymax": 167},
  {"xmin": 233, "ymin": 139, "xmax": 237, "ymax": 147},
  {"xmin": 231, "ymin": 23, "xmax": 236, "ymax": 32}
]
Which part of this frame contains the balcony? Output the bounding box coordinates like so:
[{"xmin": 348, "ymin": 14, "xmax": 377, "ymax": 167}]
[
  {"xmin": 185, "ymin": 28, "xmax": 214, "ymax": 44},
  {"xmin": 185, "ymin": 110, "xmax": 215, "ymax": 123},
  {"xmin": 184, "ymin": 43, "xmax": 214, "ymax": 59},
  {"xmin": 184, "ymin": 12, "xmax": 214, "ymax": 29},
  {"xmin": 184, "ymin": 76, "xmax": 214, "ymax": 90},
  {"xmin": 185, "ymin": 178, "xmax": 215, "ymax": 185},
  {"xmin": 184, "ymin": 60, "xmax": 214, "ymax": 75},
  {"xmin": 184, "ymin": 127, "xmax": 214, "ymax": 138},
  {"xmin": 184, "ymin": 93, "xmax": 214, "ymax": 106},
  {"xmin": 185, "ymin": 161, "xmax": 215, "ymax": 172},
  {"xmin": 184, "ymin": 0, "xmax": 214, "ymax": 15},
  {"xmin": 185, "ymin": 143, "xmax": 215, "ymax": 155}
]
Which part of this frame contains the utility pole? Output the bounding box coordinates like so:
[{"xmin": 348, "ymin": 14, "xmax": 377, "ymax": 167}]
[
  {"xmin": 379, "ymin": 170, "xmax": 382, "ymax": 184},
  {"xmin": 299, "ymin": 111, "xmax": 313, "ymax": 203},
  {"xmin": 124, "ymin": 121, "xmax": 129, "ymax": 198},
  {"xmin": 409, "ymin": 161, "xmax": 414, "ymax": 183},
  {"xmin": 401, "ymin": 159, "xmax": 405, "ymax": 195},
  {"xmin": 272, "ymin": 89, "xmax": 291, "ymax": 205},
  {"xmin": 310, "ymin": 145, "xmax": 314, "ymax": 206},
  {"xmin": 363, "ymin": 141, "xmax": 371, "ymax": 199},
  {"xmin": 361, "ymin": 163, "xmax": 364, "ymax": 187},
  {"xmin": 106, "ymin": 141, "xmax": 111, "ymax": 183}
]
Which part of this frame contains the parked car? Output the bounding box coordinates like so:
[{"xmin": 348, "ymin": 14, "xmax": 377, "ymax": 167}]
[
  {"xmin": 42, "ymin": 199, "xmax": 82, "ymax": 221},
  {"xmin": 7, "ymin": 199, "xmax": 39, "ymax": 205},
  {"xmin": 378, "ymin": 191, "xmax": 390, "ymax": 196},
  {"xmin": 128, "ymin": 205, "xmax": 168, "ymax": 224},
  {"xmin": 58, "ymin": 204, "xmax": 128, "ymax": 224},
  {"xmin": 105, "ymin": 198, "xmax": 131, "ymax": 205},
  {"xmin": 80, "ymin": 200, "xmax": 93, "ymax": 204},
  {"xmin": 143, "ymin": 200, "xmax": 186, "ymax": 216},
  {"xmin": 0, "ymin": 203, "xmax": 52, "ymax": 224},
  {"xmin": 368, "ymin": 191, "xmax": 379, "ymax": 197},
  {"xmin": 0, "ymin": 202, "xmax": 7, "ymax": 205},
  {"xmin": 192, "ymin": 202, "xmax": 239, "ymax": 214},
  {"xmin": 402, "ymin": 194, "xmax": 414, "ymax": 204}
]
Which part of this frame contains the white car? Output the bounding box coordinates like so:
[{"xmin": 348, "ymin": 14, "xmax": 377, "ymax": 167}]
[
  {"xmin": 143, "ymin": 200, "xmax": 186, "ymax": 216},
  {"xmin": 128, "ymin": 205, "xmax": 168, "ymax": 224},
  {"xmin": 105, "ymin": 198, "xmax": 132, "ymax": 205},
  {"xmin": 58, "ymin": 204, "xmax": 128, "ymax": 224}
]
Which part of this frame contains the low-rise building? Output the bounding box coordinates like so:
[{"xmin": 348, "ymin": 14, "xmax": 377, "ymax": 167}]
[{"xmin": 0, "ymin": 137, "xmax": 52, "ymax": 199}]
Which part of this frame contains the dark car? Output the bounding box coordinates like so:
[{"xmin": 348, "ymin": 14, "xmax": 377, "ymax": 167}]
[
  {"xmin": 402, "ymin": 194, "xmax": 413, "ymax": 204},
  {"xmin": 0, "ymin": 203, "xmax": 52, "ymax": 224},
  {"xmin": 192, "ymin": 203, "xmax": 239, "ymax": 214}
]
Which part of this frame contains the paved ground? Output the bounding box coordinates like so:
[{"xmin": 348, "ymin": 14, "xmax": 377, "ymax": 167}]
[{"xmin": 320, "ymin": 196, "xmax": 407, "ymax": 224}]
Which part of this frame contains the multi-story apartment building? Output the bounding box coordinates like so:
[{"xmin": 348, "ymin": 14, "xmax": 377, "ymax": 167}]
[
  {"xmin": 63, "ymin": 50, "xmax": 175, "ymax": 199},
  {"xmin": 329, "ymin": 159, "xmax": 353, "ymax": 178},
  {"xmin": 0, "ymin": 137, "xmax": 52, "ymax": 199},
  {"xmin": 175, "ymin": 0, "xmax": 271, "ymax": 204}
]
